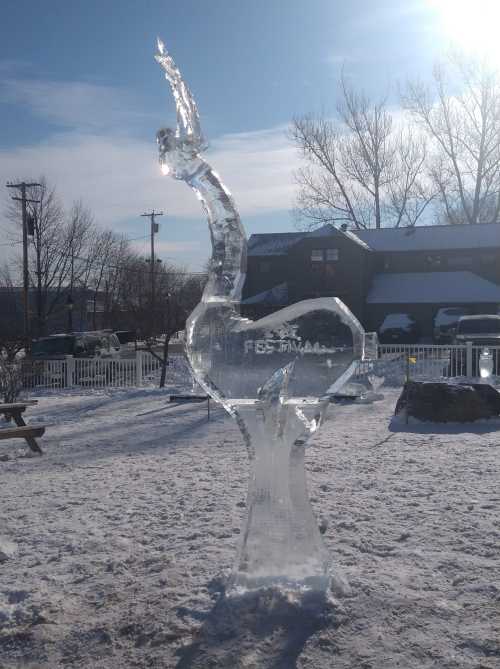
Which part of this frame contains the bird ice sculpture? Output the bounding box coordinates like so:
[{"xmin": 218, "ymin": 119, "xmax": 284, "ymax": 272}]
[{"xmin": 155, "ymin": 40, "xmax": 365, "ymax": 593}]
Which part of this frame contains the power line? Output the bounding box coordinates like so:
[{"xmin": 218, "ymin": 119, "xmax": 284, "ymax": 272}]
[
  {"xmin": 50, "ymin": 247, "xmax": 206, "ymax": 278},
  {"xmin": 0, "ymin": 240, "xmax": 23, "ymax": 247},
  {"xmin": 8, "ymin": 241, "xmax": 206, "ymax": 278}
]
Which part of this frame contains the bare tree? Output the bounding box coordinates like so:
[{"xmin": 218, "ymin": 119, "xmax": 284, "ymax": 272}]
[
  {"xmin": 403, "ymin": 55, "xmax": 500, "ymax": 225},
  {"xmin": 154, "ymin": 271, "xmax": 204, "ymax": 388},
  {"xmin": 0, "ymin": 264, "xmax": 24, "ymax": 360},
  {"xmin": 116, "ymin": 258, "xmax": 204, "ymax": 387},
  {"xmin": 291, "ymin": 76, "xmax": 432, "ymax": 229}
]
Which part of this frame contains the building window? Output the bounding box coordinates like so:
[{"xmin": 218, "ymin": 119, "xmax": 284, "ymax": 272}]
[
  {"xmin": 426, "ymin": 254, "xmax": 442, "ymax": 267},
  {"xmin": 311, "ymin": 249, "xmax": 324, "ymax": 262},
  {"xmin": 259, "ymin": 261, "xmax": 271, "ymax": 273},
  {"xmin": 326, "ymin": 248, "xmax": 339, "ymax": 261}
]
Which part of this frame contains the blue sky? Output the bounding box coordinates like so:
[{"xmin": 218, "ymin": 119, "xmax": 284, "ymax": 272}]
[{"xmin": 0, "ymin": 0, "xmax": 455, "ymax": 269}]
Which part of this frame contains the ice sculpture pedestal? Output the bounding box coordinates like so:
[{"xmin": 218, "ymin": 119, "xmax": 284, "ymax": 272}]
[{"xmin": 230, "ymin": 399, "xmax": 329, "ymax": 593}]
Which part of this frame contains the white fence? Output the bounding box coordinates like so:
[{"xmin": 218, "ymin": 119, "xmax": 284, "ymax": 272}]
[
  {"xmin": 20, "ymin": 352, "xmax": 163, "ymax": 391},
  {"xmin": 15, "ymin": 343, "xmax": 500, "ymax": 393},
  {"xmin": 357, "ymin": 343, "xmax": 500, "ymax": 384}
]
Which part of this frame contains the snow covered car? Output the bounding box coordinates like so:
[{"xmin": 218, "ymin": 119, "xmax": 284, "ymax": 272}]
[
  {"xmin": 433, "ymin": 307, "xmax": 472, "ymax": 343},
  {"xmin": 378, "ymin": 313, "xmax": 419, "ymax": 344}
]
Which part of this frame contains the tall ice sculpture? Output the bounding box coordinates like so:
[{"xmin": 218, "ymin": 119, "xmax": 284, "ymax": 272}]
[{"xmin": 155, "ymin": 40, "xmax": 366, "ymax": 593}]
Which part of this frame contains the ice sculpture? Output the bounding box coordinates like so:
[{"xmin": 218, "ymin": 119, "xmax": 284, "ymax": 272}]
[{"xmin": 155, "ymin": 40, "xmax": 366, "ymax": 592}]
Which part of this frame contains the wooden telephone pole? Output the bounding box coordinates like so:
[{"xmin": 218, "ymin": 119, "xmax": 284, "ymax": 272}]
[
  {"xmin": 6, "ymin": 181, "xmax": 41, "ymax": 341},
  {"xmin": 140, "ymin": 210, "xmax": 163, "ymax": 334}
]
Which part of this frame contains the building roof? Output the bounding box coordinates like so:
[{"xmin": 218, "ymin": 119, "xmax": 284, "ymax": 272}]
[
  {"xmin": 247, "ymin": 232, "xmax": 307, "ymax": 257},
  {"xmin": 367, "ymin": 271, "xmax": 500, "ymax": 304},
  {"xmin": 247, "ymin": 223, "xmax": 370, "ymax": 256},
  {"xmin": 242, "ymin": 282, "xmax": 288, "ymax": 305},
  {"xmin": 354, "ymin": 223, "xmax": 500, "ymax": 252}
]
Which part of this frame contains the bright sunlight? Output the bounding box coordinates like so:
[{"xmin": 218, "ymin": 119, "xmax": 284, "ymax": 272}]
[{"xmin": 429, "ymin": 0, "xmax": 500, "ymax": 66}]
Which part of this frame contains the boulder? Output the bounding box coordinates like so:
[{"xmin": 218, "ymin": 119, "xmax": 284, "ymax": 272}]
[{"xmin": 395, "ymin": 381, "xmax": 500, "ymax": 423}]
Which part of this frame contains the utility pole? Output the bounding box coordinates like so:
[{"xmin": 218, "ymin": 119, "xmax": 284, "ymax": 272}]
[
  {"xmin": 6, "ymin": 181, "xmax": 41, "ymax": 342},
  {"xmin": 141, "ymin": 210, "xmax": 163, "ymax": 335}
]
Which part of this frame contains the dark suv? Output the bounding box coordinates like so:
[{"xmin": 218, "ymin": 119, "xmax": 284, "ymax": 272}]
[{"xmin": 449, "ymin": 315, "xmax": 500, "ymax": 376}]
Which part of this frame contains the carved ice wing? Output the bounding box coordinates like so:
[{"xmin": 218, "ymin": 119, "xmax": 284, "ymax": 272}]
[{"xmin": 155, "ymin": 38, "xmax": 203, "ymax": 144}]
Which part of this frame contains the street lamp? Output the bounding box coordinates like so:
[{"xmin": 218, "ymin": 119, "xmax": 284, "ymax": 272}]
[{"xmin": 66, "ymin": 294, "xmax": 74, "ymax": 333}]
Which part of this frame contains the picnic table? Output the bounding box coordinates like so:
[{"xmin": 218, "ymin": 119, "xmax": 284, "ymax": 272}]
[{"xmin": 0, "ymin": 402, "xmax": 44, "ymax": 455}]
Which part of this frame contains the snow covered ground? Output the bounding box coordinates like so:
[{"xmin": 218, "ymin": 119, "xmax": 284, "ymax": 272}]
[{"xmin": 1, "ymin": 380, "xmax": 499, "ymax": 668}]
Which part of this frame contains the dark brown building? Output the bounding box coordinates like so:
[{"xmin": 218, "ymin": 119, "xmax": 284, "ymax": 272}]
[{"xmin": 242, "ymin": 223, "xmax": 500, "ymax": 340}]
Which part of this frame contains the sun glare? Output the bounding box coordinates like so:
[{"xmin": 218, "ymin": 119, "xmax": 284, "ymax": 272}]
[{"xmin": 429, "ymin": 0, "xmax": 500, "ymax": 66}]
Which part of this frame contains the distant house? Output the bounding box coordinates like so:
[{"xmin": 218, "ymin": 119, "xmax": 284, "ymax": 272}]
[{"xmin": 242, "ymin": 223, "xmax": 500, "ymax": 339}]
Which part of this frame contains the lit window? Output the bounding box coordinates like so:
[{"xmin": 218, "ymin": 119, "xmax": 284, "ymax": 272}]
[
  {"xmin": 311, "ymin": 249, "xmax": 324, "ymax": 262},
  {"xmin": 326, "ymin": 248, "xmax": 339, "ymax": 261}
]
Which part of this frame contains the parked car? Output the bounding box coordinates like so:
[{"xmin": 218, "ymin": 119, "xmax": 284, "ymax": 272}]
[
  {"xmin": 31, "ymin": 331, "xmax": 121, "ymax": 359},
  {"xmin": 114, "ymin": 330, "xmax": 136, "ymax": 345},
  {"xmin": 378, "ymin": 313, "xmax": 419, "ymax": 344},
  {"xmin": 433, "ymin": 307, "xmax": 472, "ymax": 343},
  {"xmin": 454, "ymin": 314, "xmax": 500, "ymax": 344},
  {"xmin": 449, "ymin": 314, "xmax": 500, "ymax": 376},
  {"xmin": 26, "ymin": 332, "xmax": 122, "ymax": 388}
]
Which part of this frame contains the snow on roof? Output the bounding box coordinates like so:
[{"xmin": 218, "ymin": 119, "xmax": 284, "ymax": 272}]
[
  {"xmin": 247, "ymin": 223, "xmax": 370, "ymax": 256},
  {"xmin": 339, "ymin": 228, "xmax": 372, "ymax": 251},
  {"xmin": 354, "ymin": 223, "xmax": 500, "ymax": 252},
  {"xmin": 242, "ymin": 282, "xmax": 289, "ymax": 305},
  {"xmin": 367, "ymin": 271, "xmax": 500, "ymax": 304},
  {"xmin": 247, "ymin": 233, "xmax": 306, "ymax": 257}
]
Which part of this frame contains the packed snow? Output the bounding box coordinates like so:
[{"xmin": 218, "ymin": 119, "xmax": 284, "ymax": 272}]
[{"xmin": 1, "ymin": 369, "xmax": 499, "ymax": 668}]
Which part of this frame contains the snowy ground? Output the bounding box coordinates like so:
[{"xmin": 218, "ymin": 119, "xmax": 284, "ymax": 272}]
[{"xmin": 1, "ymin": 380, "xmax": 499, "ymax": 668}]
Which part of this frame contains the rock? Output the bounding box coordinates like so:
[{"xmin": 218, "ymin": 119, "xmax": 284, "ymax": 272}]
[{"xmin": 395, "ymin": 381, "xmax": 500, "ymax": 423}]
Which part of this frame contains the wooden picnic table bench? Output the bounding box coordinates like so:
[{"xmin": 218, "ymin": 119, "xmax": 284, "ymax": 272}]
[{"xmin": 0, "ymin": 402, "xmax": 44, "ymax": 454}]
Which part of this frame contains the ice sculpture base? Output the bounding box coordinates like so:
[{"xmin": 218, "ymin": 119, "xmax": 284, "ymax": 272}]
[
  {"xmin": 227, "ymin": 571, "xmax": 331, "ymax": 597},
  {"xmin": 228, "ymin": 401, "xmax": 333, "ymax": 595},
  {"xmin": 226, "ymin": 568, "xmax": 352, "ymax": 600}
]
